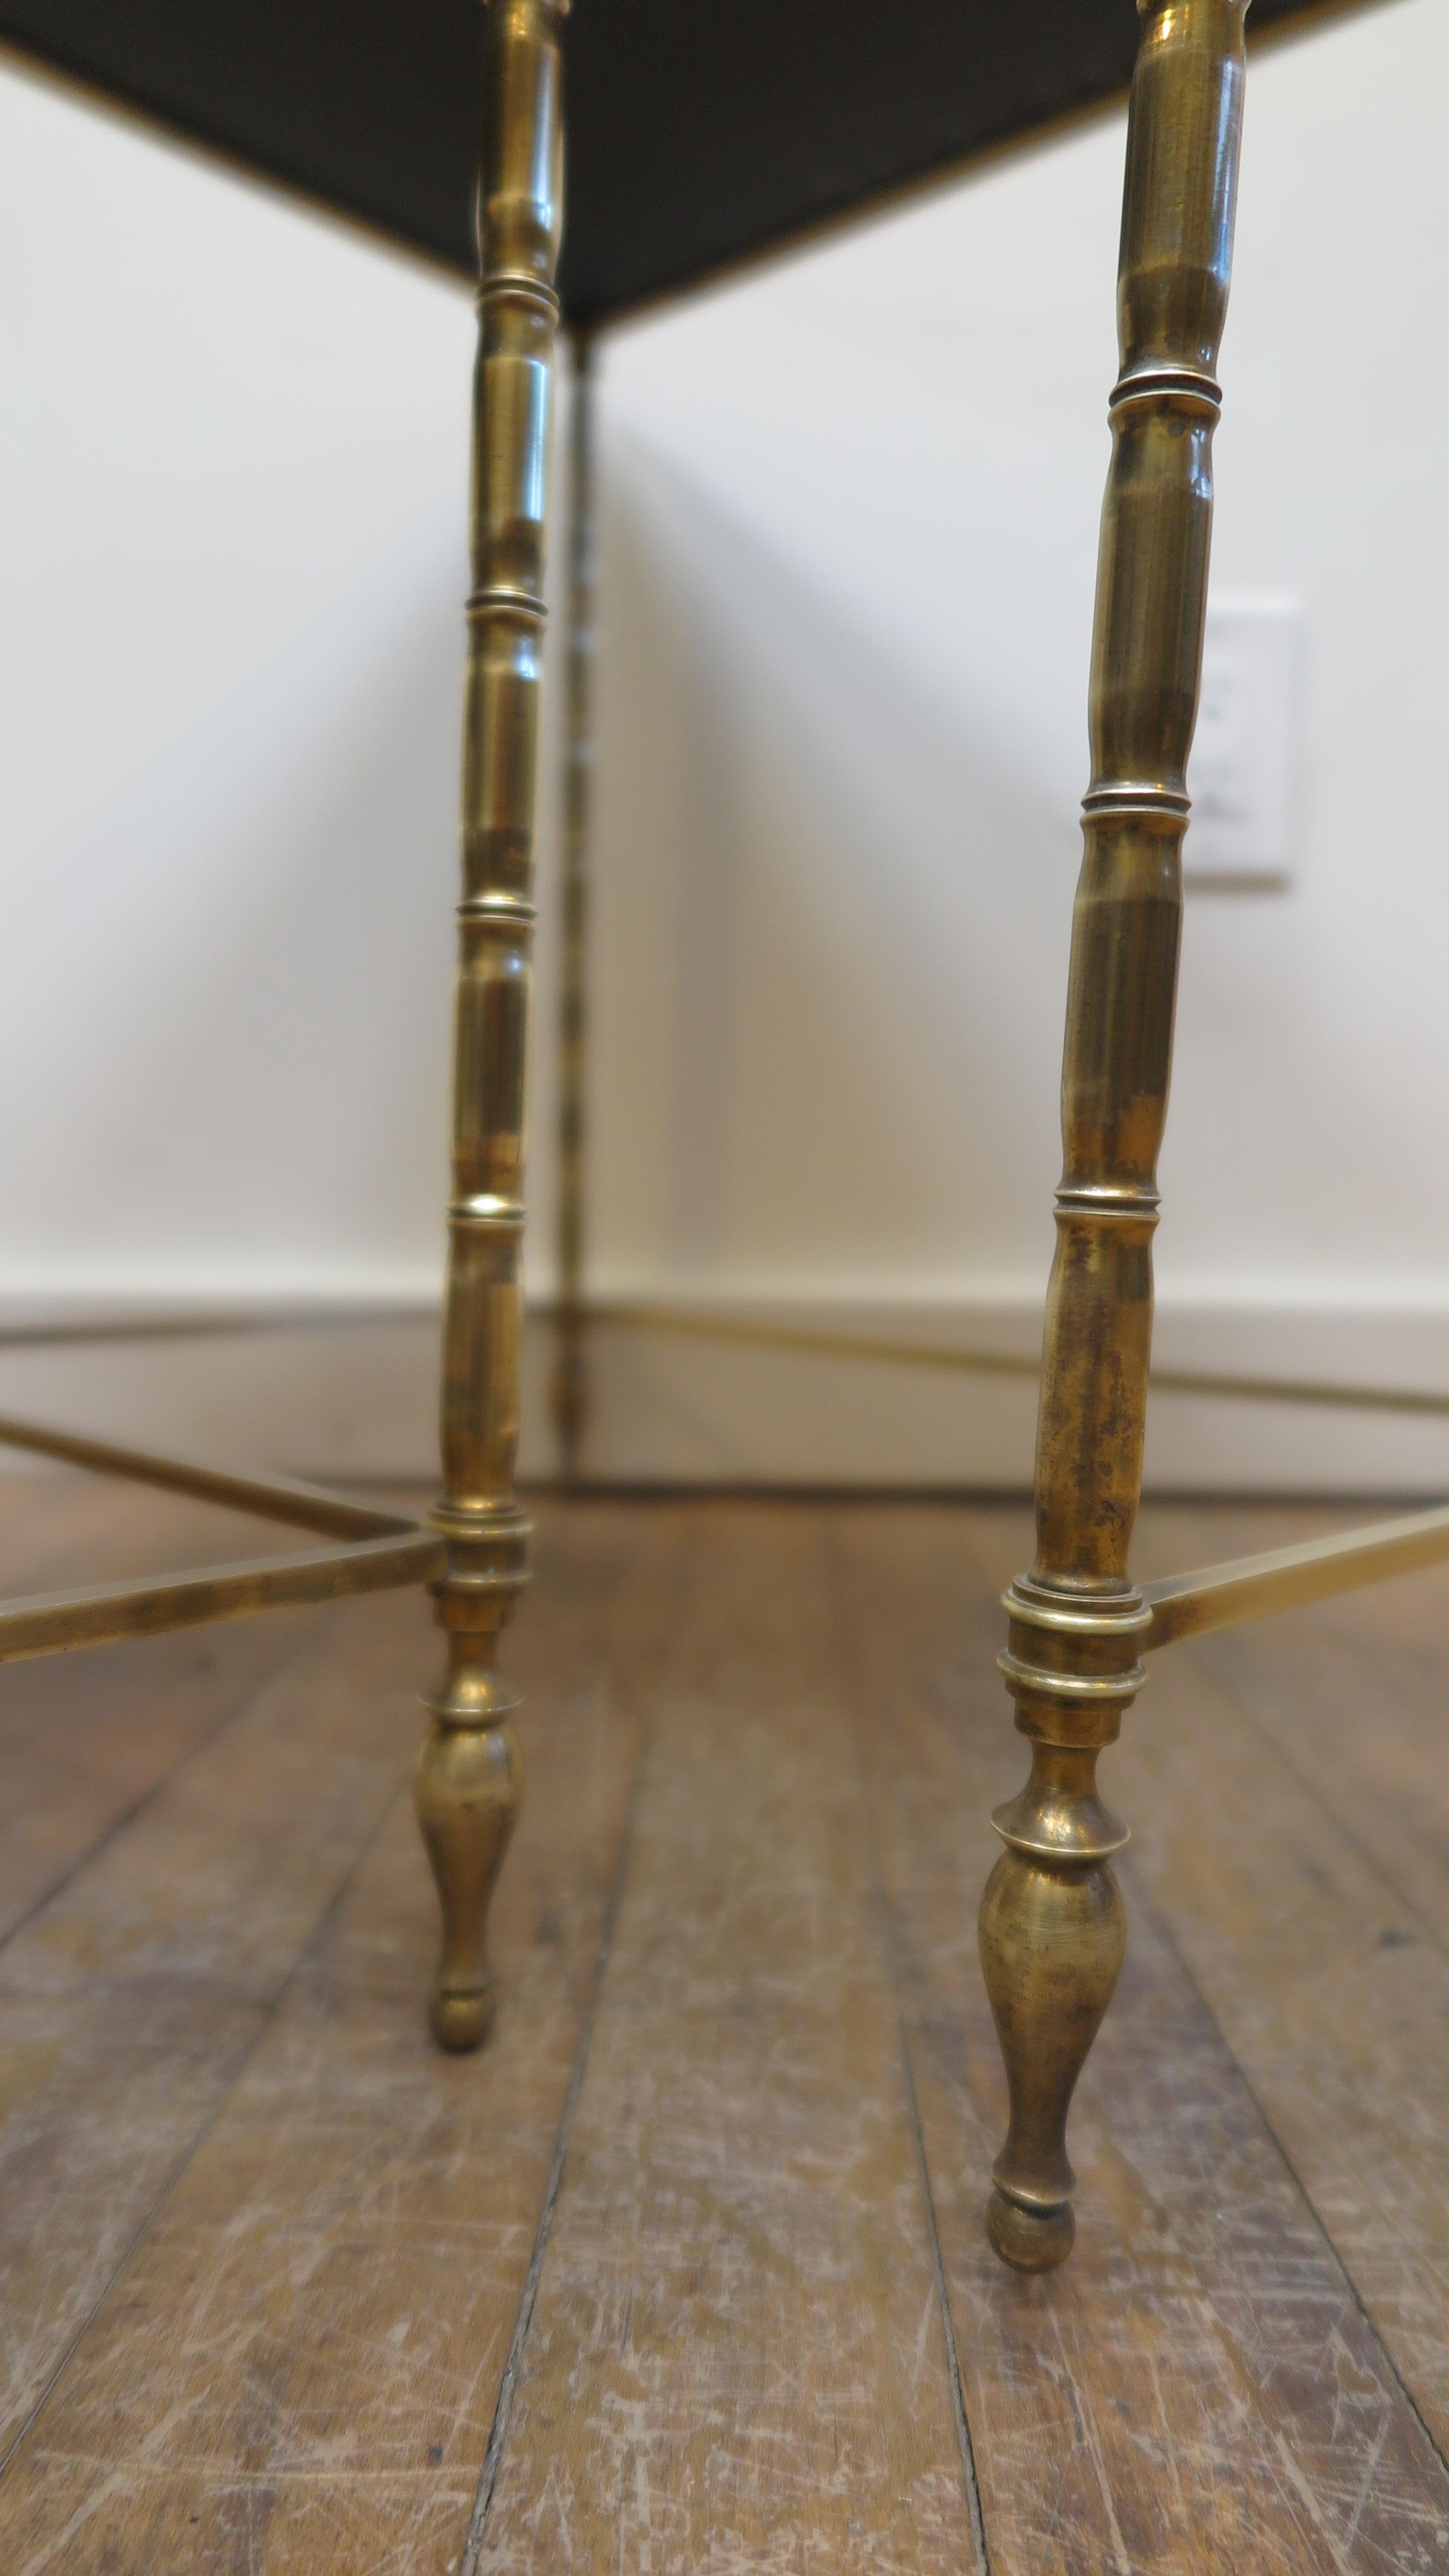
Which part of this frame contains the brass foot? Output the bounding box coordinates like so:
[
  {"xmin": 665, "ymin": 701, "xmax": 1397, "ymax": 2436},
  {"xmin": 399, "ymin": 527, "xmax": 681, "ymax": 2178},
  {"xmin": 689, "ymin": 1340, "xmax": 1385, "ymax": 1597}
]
[
  {"xmin": 984, "ymin": 2189, "xmax": 1075, "ymax": 2274},
  {"xmin": 978, "ymin": 1746, "xmax": 1128, "ymax": 2272},
  {"xmin": 414, "ymin": 1659, "xmax": 521, "ymax": 2055},
  {"xmin": 430, "ymin": 1982, "xmax": 498, "ymax": 2055}
]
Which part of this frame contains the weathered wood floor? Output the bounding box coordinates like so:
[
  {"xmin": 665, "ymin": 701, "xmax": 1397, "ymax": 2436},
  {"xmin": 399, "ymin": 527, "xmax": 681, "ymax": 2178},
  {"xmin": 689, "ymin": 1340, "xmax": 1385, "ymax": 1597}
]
[{"xmin": 3, "ymin": 1480, "xmax": 1449, "ymax": 2572}]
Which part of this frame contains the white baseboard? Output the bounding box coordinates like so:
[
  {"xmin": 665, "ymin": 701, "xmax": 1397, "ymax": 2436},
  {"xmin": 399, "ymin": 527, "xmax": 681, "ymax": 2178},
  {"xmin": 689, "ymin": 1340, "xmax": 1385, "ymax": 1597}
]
[{"xmin": 1, "ymin": 1290, "xmax": 1448, "ymax": 1495}]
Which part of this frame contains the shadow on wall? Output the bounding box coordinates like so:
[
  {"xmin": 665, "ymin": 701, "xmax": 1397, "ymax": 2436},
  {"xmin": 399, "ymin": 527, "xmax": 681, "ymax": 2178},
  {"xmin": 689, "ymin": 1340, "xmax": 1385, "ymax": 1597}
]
[{"xmin": 588, "ymin": 431, "xmax": 1079, "ymax": 1295}]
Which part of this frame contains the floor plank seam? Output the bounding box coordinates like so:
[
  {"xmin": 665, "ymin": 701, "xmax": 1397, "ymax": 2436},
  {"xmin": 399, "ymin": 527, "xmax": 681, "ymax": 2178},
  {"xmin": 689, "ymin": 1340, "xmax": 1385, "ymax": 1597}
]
[
  {"xmin": 1124, "ymin": 1852, "xmax": 1449, "ymax": 2493},
  {"xmin": 0, "ymin": 1744, "xmax": 410, "ymax": 2491},
  {"xmin": 458, "ymin": 1707, "xmax": 656, "ymax": 2576},
  {"xmin": 886, "ymin": 1910, "xmax": 993, "ymax": 2576},
  {"xmin": 0, "ymin": 1614, "xmax": 321, "ymax": 1959},
  {"xmin": 820, "ymin": 1517, "xmax": 994, "ymax": 2576}
]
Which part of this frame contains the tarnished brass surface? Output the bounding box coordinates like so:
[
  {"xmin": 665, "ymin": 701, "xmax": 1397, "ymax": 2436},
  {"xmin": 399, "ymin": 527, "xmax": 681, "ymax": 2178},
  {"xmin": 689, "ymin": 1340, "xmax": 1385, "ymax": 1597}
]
[
  {"xmin": 980, "ymin": 0, "xmax": 1250, "ymax": 2272},
  {"xmin": 0, "ymin": 1528, "xmax": 442, "ymax": 1664},
  {"xmin": 0, "ymin": 1412, "xmax": 440, "ymax": 1663},
  {"xmin": 550, "ymin": 331, "xmax": 597, "ymax": 1479},
  {"xmin": 1144, "ymin": 1498, "xmax": 1449, "ymax": 1647},
  {"xmin": 418, "ymin": 0, "xmax": 566, "ymax": 2055}
]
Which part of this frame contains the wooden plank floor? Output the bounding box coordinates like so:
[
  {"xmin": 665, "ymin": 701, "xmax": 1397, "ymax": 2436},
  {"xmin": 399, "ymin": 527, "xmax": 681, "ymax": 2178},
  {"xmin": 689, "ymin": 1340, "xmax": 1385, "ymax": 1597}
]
[{"xmin": 3, "ymin": 1483, "xmax": 1449, "ymax": 2572}]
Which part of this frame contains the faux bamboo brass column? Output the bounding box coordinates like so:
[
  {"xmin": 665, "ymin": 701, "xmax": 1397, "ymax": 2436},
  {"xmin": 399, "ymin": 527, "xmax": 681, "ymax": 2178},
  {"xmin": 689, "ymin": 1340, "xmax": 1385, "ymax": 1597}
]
[
  {"xmin": 416, "ymin": 0, "xmax": 566, "ymax": 2053},
  {"xmin": 979, "ymin": 0, "xmax": 1249, "ymax": 2268},
  {"xmin": 550, "ymin": 330, "xmax": 597, "ymax": 1477}
]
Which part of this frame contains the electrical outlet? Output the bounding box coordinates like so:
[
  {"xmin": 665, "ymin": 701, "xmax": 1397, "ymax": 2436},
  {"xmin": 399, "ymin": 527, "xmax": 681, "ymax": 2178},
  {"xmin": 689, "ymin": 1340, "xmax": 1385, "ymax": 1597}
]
[{"xmin": 1186, "ymin": 598, "xmax": 1302, "ymax": 886}]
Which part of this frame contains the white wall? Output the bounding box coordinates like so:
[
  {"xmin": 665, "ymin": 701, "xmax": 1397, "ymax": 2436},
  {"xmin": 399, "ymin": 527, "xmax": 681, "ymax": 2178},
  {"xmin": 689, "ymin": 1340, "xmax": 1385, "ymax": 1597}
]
[
  {"xmin": 2, "ymin": 1, "xmax": 1447, "ymax": 1490},
  {"xmin": 0, "ymin": 67, "xmax": 471, "ymax": 1306}
]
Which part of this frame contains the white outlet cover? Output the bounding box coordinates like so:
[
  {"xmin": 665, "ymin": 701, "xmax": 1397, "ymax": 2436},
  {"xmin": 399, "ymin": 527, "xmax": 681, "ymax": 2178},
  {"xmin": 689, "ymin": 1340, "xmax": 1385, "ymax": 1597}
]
[{"xmin": 1186, "ymin": 597, "xmax": 1303, "ymax": 886}]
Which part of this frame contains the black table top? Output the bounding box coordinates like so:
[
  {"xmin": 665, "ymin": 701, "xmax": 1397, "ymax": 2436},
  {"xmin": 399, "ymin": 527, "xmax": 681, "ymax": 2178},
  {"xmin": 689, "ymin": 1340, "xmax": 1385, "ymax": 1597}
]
[{"xmin": 0, "ymin": 0, "xmax": 1355, "ymax": 325}]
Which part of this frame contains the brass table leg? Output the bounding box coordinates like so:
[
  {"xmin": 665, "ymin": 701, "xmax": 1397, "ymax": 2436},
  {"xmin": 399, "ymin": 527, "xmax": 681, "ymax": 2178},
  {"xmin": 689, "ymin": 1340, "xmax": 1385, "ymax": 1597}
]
[
  {"xmin": 980, "ymin": 0, "xmax": 1250, "ymax": 2267},
  {"xmin": 416, "ymin": 0, "xmax": 567, "ymax": 2053},
  {"xmin": 550, "ymin": 329, "xmax": 597, "ymax": 1479}
]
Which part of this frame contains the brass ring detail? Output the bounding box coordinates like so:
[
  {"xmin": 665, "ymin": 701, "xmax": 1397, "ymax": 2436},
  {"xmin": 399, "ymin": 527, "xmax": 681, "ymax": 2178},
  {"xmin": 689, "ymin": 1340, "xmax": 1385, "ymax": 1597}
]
[
  {"xmin": 1082, "ymin": 780, "xmax": 1190, "ymax": 816},
  {"xmin": 466, "ymin": 586, "xmax": 547, "ymax": 624},
  {"xmin": 997, "ymin": 1647, "xmax": 1148, "ymax": 1702},
  {"xmin": 458, "ymin": 894, "xmax": 537, "ymax": 926},
  {"xmin": 1054, "ymin": 1187, "xmax": 1161, "ymax": 1222},
  {"xmin": 476, "ymin": 273, "xmax": 561, "ymax": 319},
  {"xmin": 447, "ymin": 1197, "xmax": 526, "ymax": 1232},
  {"xmin": 1002, "ymin": 1585, "xmax": 1152, "ymax": 1640},
  {"xmin": 992, "ymin": 1810, "xmax": 1132, "ymax": 1864},
  {"xmin": 1109, "ymin": 365, "xmax": 1222, "ymax": 419}
]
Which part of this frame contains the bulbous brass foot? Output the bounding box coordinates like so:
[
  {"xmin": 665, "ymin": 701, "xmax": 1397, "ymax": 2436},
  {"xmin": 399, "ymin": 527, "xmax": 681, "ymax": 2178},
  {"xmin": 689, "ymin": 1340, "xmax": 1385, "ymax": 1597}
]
[
  {"xmin": 978, "ymin": 1743, "xmax": 1128, "ymax": 2271},
  {"xmin": 985, "ymin": 2188, "xmax": 1076, "ymax": 2274},
  {"xmin": 414, "ymin": 1651, "xmax": 521, "ymax": 2055},
  {"xmin": 429, "ymin": 1981, "xmax": 498, "ymax": 2055}
]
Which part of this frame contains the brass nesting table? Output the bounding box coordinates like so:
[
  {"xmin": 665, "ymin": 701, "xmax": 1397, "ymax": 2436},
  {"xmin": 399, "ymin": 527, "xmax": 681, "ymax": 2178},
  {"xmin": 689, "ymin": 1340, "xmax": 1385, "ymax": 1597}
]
[{"xmin": 1, "ymin": 0, "xmax": 1429, "ymax": 2275}]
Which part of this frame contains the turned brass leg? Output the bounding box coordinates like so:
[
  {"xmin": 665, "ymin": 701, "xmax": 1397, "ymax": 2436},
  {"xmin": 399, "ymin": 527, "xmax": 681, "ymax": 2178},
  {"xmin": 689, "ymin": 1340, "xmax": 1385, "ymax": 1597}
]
[
  {"xmin": 980, "ymin": 0, "xmax": 1250, "ymax": 2263},
  {"xmin": 419, "ymin": 0, "xmax": 566, "ymax": 2052}
]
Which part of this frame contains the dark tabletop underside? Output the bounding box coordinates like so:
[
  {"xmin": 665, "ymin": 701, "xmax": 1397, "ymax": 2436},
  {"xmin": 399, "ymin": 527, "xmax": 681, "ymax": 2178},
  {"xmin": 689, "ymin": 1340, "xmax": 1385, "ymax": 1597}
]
[{"xmin": 1, "ymin": 0, "xmax": 1348, "ymax": 323}]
